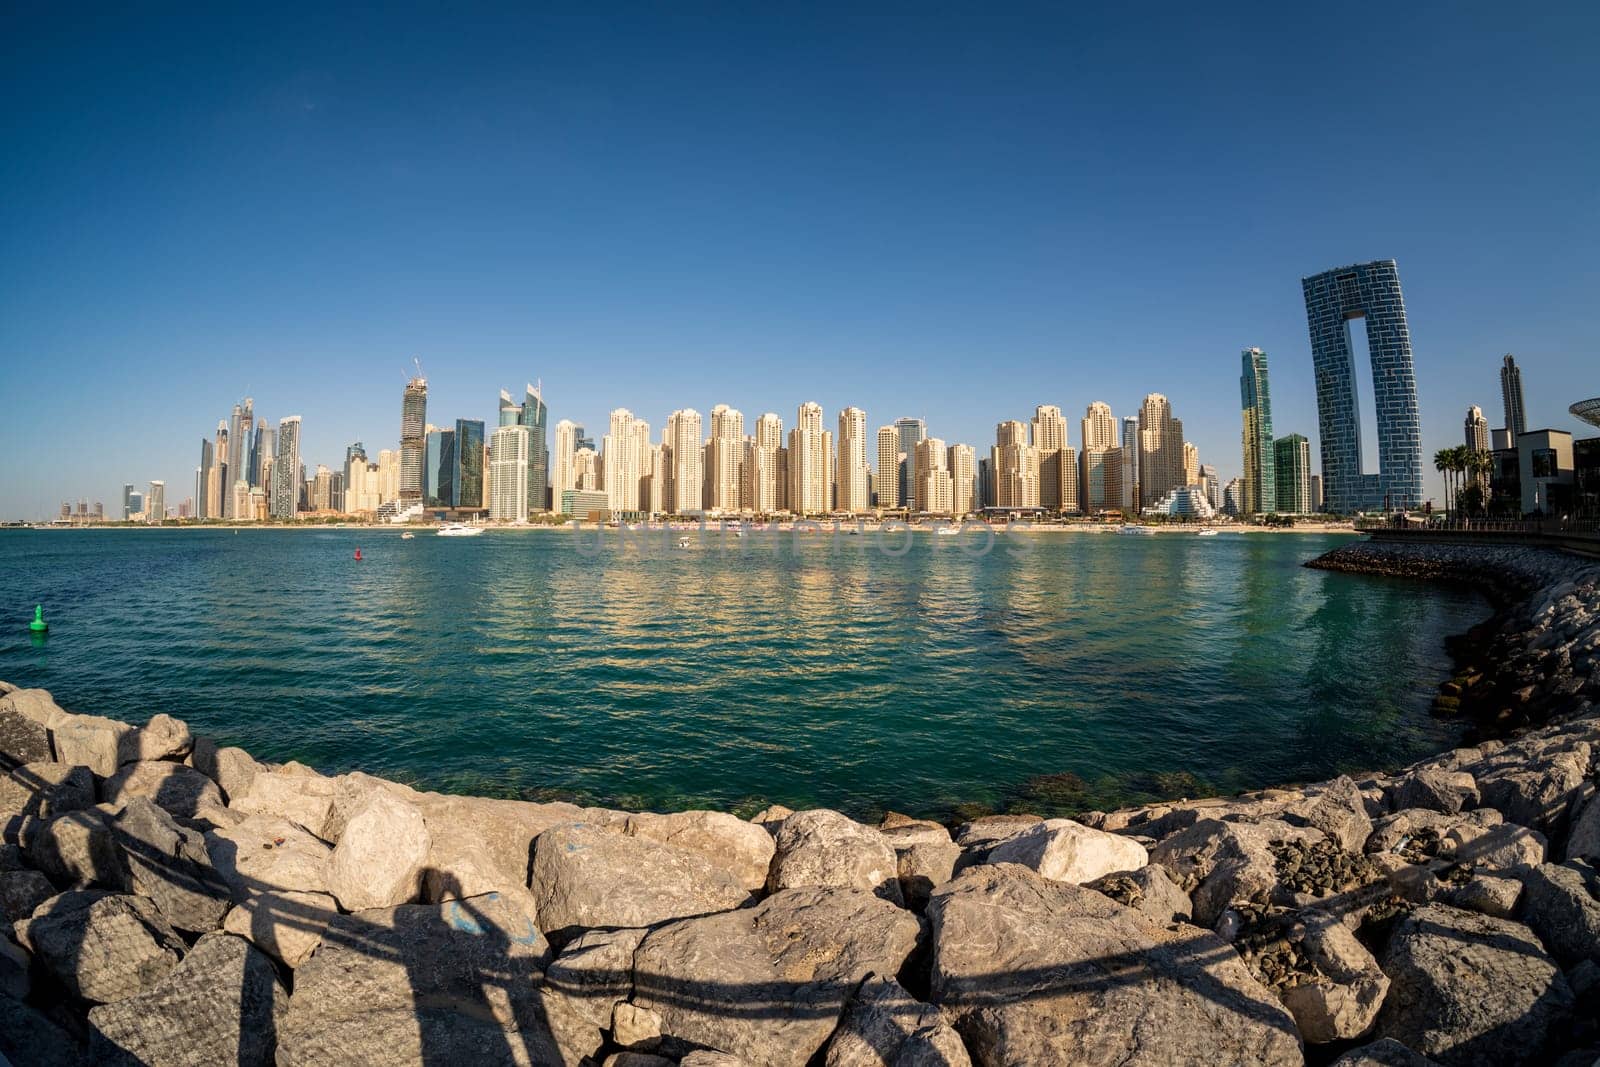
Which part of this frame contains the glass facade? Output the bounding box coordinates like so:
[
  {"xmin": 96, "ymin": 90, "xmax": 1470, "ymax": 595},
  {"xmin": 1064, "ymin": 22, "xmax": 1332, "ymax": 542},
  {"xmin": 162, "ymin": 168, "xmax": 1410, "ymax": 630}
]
[
  {"xmin": 1239, "ymin": 347, "xmax": 1276, "ymax": 514},
  {"xmin": 453, "ymin": 419, "xmax": 485, "ymax": 509},
  {"xmin": 1301, "ymin": 260, "xmax": 1422, "ymax": 512}
]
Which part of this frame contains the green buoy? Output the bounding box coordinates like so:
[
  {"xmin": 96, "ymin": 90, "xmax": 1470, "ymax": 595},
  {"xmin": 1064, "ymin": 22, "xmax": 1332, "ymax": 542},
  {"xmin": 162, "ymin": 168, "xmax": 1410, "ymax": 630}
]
[{"xmin": 28, "ymin": 605, "xmax": 47, "ymax": 634}]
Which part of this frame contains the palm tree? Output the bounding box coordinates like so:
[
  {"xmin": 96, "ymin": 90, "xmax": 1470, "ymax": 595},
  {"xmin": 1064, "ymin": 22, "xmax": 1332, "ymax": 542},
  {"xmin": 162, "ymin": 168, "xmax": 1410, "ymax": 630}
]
[{"xmin": 1434, "ymin": 448, "xmax": 1455, "ymax": 518}]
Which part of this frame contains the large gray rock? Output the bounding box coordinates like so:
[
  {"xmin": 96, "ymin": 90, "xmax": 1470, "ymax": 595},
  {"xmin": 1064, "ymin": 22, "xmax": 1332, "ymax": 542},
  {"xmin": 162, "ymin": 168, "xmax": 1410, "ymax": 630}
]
[
  {"xmin": 102, "ymin": 761, "xmax": 224, "ymax": 821},
  {"xmin": 230, "ymin": 769, "xmax": 340, "ymax": 839},
  {"xmin": 222, "ymin": 888, "xmax": 338, "ymax": 968},
  {"xmin": 1375, "ymin": 903, "xmax": 1572, "ymax": 1066},
  {"xmin": 277, "ymin": 893, "xmax": 559, "ymax": 1065},
  {"xmin": 542, "ymin": 927, "xmax": 650, "ymax": 1066},
  {"xmin": 410, "ymin": 791, "xmax": 584, "ymax": 902},
  {"xmin": 927, "ymin": 863, "xmax": 1302, "ymax": 1066},
  {"xmin": 0, "ymin": 709, "xmax": 51, "ymax": 769},
  {"xmin": 110, "ymin": 796, "xmax": 232, "ymax": 933},
  {"xmin": 1444, "ymin": 821, "xmax": 1546, "ymax": 869},
  {"xmin": 1568, "ymin": 792, "xmax": 1600, "ymax": 864},
  {"xmin": 87, "ymin": 932, "xmax": 285, "ymax": 1066},
  {"xmin": 190, "ymin": 738, "xmax": 263, "ymax": 803},
  {"xmin": 1329, "ymin": 1039, "xmax": 1440, "ymax": 1066},
  {"xmin": 205, "ymin": 813, "xmax": 332, "ymax": 897},
  {"xmin": 767, "ymin": 809, "xmax": 903, "ymax": 905},
  {"xmin": 31, "ymin": 804, "xmax": 131, "ymax": 890},
  {"xmin": 628, "ymin": 886, "xmax": 921, "ymax": 1067},
  {"xmin": 823, "ymin": 975, "xmax": 971, "ymax": 1067},
  {"xmin": 1515, "ymin": 862, "xmax": 1600, "ymax": 968},
  {"xmin": 326, "ymin": 789, "xmax": 430, "ymax": 911},
  {"xmin": 1296, "ymin": 776, "xmax": 1375, "ymax": 854},
  {"xmin": 0, "ymin": 761, "xmax": 93, "ymax": 843},
  {"xmin": 985, "ymin": 817, "xmax": 1148, "ymax": 884},
  {"xmin": 1444, "ymin": 872, "xmax": 1522, "ymax": 918},
  {"xmin": 22, "ymin": 889, "xmax": 185, "ymax": 1004},
  {"xmin": 49, "ymin": 713, "xmax": 138, "ymax": 777},
  {"xmin": 1393, "ymin": 769, "xmax": 1478, "ymax": 815},
  {"xmin": 0, "ymin": 688, "xmax": 67, "ymax": 728},
  {"xmin": 530, "ymin": 822, "xmax": 749, "ymax": 941},
  {"xmin": 127, "ymin": 714, "xmax": 193, "ymax": 762},
  {"xmin": 1086, "ymin": 864, "xmax": 1194, "ymax": 925},
  {"xmin": 882, "ymin": 819, "xmax": 960, "ymax": 912},
  {"xmin": 951, "ymin": 814, "xmax": 1042, "ymax": 852},
  {"xmin": 0, "ymin": 868, "xmax": 55, "ymax": 924},
  {"xmin": 1279, "ymin": 913, "xmax": 1389, "ymax": 1043},
  {"xmin": 1150, "ymin": 817, "xmax": 1325, "ymax": 925},
  {"xmin": 625, "ymin": 809, "xmax": 776, "ymax": 891},
  {"xmin": 1476, "ymin": 745, "xmax": 1590, "ymax": 836}
]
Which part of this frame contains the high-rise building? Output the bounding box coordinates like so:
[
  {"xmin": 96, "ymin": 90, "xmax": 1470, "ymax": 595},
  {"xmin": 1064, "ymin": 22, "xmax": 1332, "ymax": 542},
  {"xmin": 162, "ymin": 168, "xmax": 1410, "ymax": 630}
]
[
  {"xmin": 894, "ymin": 417, "xmax": 926, "ymax": 508},
  {"xmin": 705, "ymin": 404, "xmax": 744, "ymax": 514},
  {"xmin": 744, "ymin": 413, "xmax": 782, "ymax": 513},
  {"xmin": 196, "ymin": 440, "xmax": 213, "ymax": 519},
  {"xmin": 784, "ymin": 402, "xmax": 828, "ymax": 515},
  {"xmin": 835, "ymin": 407, "xmax": 870, "ymax": 513},
  {"xmin": 1274, "ymin": 434, "xmax": 1312, "ymax": 514},
  {"xmin": 666, "ymin": 409, "xmax": 704, "ymax": 514},
  {"xmin": 553, "ymin": 420, "xmax": 579, "ymax": 502},
  {"xmin": 573, "ymin": 448, "xmax": 599, "ymax": 494},
  {"xmin": 948, "ymin": 443, "xmax": 976, "ymax": 516},
  {"xmin": 1302, "ymin": 259, "xmax": 1422, "ymax": 512},
  {"xmin": 1500, "ymin": 354, "xmax": 1527, "ymax": 439},
  {"xmin": 603, "ymin": 409, "xmax": 642, "ymax": 516},
  {"xmin": 251, "ymin": 422, "xmax": 274, "ymax": 491},
  {"xmin": 1222, "ymin": 478, "xmax": 1243, "ymax": 516},
  {"xmin": 122, "ymin": 483, "xmax": 136, "ymax": 521},
  {"xmin": 910, "ymin": 437, "xmax": 951, "ymax": 514},
  {"xmin": 224, "ymin": 398, "xmax": 253, "ymax": 518},
  {"xmin": 310, "ymin": 466, "xmax": 333, "ymax": 512},
  {"xmin": 1030, "ymin": 405, "xmax": 1068, "ymax": 512},
  {"xmin": 1239, "ymin": 347, "xmax": 1276, "ymax": 515},
  {"xmin": 489, "ymin": 424, "xmax": 530, "ymax": 521},
  {"xmin": 521, "ymin": 385, "xmax": 549, "ymax": 514},
  {"xmin": 1182, "ymin": 442, "xmax": 1199, "ymax": 489},
  {"xmin": 992, "ymin": 420, "xmax": 1039, "ymax": 508},
  {"xmin": 1120, "ymin": 416, "xmax": 1140, "ymax": 509},
  {"xmin": 400, "ymin": 374, "xmax": 428, "ymax": 506},
  {"xmin": 453, "ymin": 419, "xmax": 485, "ymax": 509},
  {"xmin": 1080, "ymin": 401, "xmax": 1118, "ymax": 513},
  {"xmin": 1200, "ymin": 464, "xmax": 1221, "ymax": 510},
  {"xmin": 147, "ymin": 481, "xmax": 165, "ymax": 523},
  {"xmin": 875, "ymin": 426, "xmax": 902, "ymax": 509},
  {"xmin": 1137, "ymin": 394, "xmax": 1185, "ymax": 507},
  {"xmin": 271, "ymin": 416, "xmax": 301, "ymax": 520},
  {"xmin": 1465, "ymin": 405, "xmax": 1491, "ymax": 490}
]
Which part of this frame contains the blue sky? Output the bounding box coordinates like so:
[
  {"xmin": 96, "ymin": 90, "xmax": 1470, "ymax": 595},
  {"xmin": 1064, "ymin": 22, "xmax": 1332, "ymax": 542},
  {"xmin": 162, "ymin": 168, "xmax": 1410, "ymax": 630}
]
[{"xmin": 2, "ymin": 3, "xmax": 1595, "ymax": 518}]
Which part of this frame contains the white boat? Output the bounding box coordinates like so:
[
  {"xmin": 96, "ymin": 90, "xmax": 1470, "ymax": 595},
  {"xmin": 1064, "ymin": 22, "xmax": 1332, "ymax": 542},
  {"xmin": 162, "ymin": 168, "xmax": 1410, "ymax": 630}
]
[
  {"xmin": 437, "ymin": 523, "xmax": 484, "ymax": 538},
  {"xmin": 677, "ymin": 537, "xmax": 691, "ymax": 548},
  {"xmin": 1117, "ymin": 524, "xmax": 1156, "ymax": 536},
  {"xmin": 935, "ymin": 525, "xmax": 961, "ymax": 536},
  {"xmin": 1196, "ymin": 528, "xmax": 1219, "ymax": 537},
  {"xmin": 400, "ymin": 531, "xmax": 415, "ymax": 540}
]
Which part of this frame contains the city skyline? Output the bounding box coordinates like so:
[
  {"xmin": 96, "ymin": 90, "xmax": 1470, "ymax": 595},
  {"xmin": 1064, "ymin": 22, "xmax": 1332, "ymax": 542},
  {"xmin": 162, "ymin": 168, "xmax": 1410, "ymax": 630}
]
[{"xmin": 2, "ymin": 8, "xmax": 1595, "ymax": 518}]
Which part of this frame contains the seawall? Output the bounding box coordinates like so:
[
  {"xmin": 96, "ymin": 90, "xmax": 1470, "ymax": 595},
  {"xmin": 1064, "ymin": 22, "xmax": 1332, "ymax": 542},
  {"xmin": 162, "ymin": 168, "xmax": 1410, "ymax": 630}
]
[{"xmin": 0, "ymin": 536, "xmax": 1596, "ymax": 1066}]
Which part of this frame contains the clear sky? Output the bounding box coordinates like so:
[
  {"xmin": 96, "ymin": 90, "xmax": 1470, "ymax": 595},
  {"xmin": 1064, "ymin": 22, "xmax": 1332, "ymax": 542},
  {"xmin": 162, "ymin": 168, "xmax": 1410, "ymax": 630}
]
[{"xmin": 2, "ymin": 3, "xmax": 1595, "ymax": 519}]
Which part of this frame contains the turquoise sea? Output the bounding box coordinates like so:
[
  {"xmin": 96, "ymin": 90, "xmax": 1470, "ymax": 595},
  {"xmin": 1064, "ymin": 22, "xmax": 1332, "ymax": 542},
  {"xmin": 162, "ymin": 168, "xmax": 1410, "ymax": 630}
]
[{"xmin": 0, "ymin": 528, "xmax": 1484, "ymax": 821}]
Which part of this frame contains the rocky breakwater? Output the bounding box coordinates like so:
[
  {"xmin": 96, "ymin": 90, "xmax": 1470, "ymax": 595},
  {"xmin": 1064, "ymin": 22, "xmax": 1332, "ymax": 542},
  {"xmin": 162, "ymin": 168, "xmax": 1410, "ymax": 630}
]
[{"xmin": 0, "ymin": 536, "xmax": 1594, "ymax": 1066}]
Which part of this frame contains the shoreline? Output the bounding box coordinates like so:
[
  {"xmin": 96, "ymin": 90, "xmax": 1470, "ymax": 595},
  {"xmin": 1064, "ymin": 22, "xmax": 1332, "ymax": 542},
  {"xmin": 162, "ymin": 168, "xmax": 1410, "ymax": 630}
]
[
  {"xmin": 7, "ymin": 520, "xmax": 1361, "ymax": 535},
  {"xmin": 1, "ymin": 536, "xmax": 1596, "ymax": 1064}
]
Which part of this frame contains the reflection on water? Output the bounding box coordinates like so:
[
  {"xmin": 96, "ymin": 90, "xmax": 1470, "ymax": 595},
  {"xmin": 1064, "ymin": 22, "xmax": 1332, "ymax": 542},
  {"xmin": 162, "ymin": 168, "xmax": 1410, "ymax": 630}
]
[{"xmin": 0, "ymin": 529, "xmax": 1484, "ymax": 820}]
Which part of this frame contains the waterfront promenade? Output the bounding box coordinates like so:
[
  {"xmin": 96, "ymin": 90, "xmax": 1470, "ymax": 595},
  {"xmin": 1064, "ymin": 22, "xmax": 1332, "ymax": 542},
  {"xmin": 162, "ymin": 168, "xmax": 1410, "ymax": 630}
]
[{"xmin": 1, "ymin": 537, "xmax": 1598, "ymax": 1063}]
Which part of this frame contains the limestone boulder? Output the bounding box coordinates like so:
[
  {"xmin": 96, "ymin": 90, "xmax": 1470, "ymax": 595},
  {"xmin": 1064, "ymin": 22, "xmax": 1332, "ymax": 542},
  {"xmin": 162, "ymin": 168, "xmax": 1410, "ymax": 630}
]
[
  {"xmin": 1475, "ymin": 745, "xmax": 1590, "ymax": 836},
  {"xmin": 767, "ymin": 809, "xmax": 903, "ymax": 905},
  {"xmin": 49, "ymin": 713, "xmax": 137, "ymax": 777},
  {"xmin": 1515, "ymin": 862, "xmax": 1600, "ymax": 968},
  {"xmin": 881, "ymin": 819, "xmax": 960, "ymax": 911},
  {"xmin": 101, "ymin": 761, "xmax": 223, "ymax": 821},
  {"xmin": 1567, "ymin": 792, "xmax": 1600, "ymax": 864},
  {"xmin": 750, "ymin": 804, "xmax": 793, "ymax": 835},
  {"xmin": 1443, "ymin": 873, "xmax": 1521, "ymax": 918},
  {"xmin": 985, "ymin": 817, "xmax": 1149, "ymax": 884},
  {"xmin": 127, "ymin": 713, "xmax": 192, "ymax": 762},
  {"xmin": 326, "ymin": 789, "xmax": 430, "ymax": 912},
  {"xmin": 822, "ymin": 975, "xmax": 971, "ymax": 1067},
  {"xmin": 1294, "ymin": 776, "xmax": 1375, "ymax": 854},
  {"xmin": 612, "ymin": 1001, "xmax": 663, "ymax": 1051},
  {"xmin": 628, "ymin": 886, "xmax": 921, "ymax": 1067},
  {"xmin": 110, "ymin": 797, "xmax": 232, "ymax": 933},
  {"xmin": 230, "ymin": 770, "xmax": 340, "ymax": 840},
  {"xmin": 1365, "ymin": 808, "xmax": 1502, "ymax": 859},
  {"xmin": 277, "ymin": 893, "xmax": 560, "ymax": 1065},
  {"xmin": 0, "ymin": 688, "xmax": 68, "ymax": 729},
  {"xmin": 625, "ymin": 809, "xmax": 776, "ymax": 891},
  {"xmin": 1149, "ymin": 817, "xmax": 1325, "ymax": 925},
  {"xmin": 530, "ymin": 823, "xmax": 749, "ymax": 942},
  {"xmin": 1086, "ymin": 863, "xmax": 1194, "ymax": 924},
  {"xmin": 1375, "ymin": 903, "xmax": 1572, "ymax": 1065},
  {"xmin": 0, "ymin": 761, "xmax": 94, "ymax": 843},
  {"xmin": 1393, "ymin": 769, "xmax": 1478, "ymax": 816},
  {"xmin": 0, "ymin": 868, "xmax": 55, "ymax": 924},
  {"xmin": 31, "ymin": 804, "xmax": 131, "ymax": 890},
  {"xmin": 680, "ymin": 1054, "xmax": 749, "ymax": 1067},
  {"xmin": 22, "ymin": 890, "xmax": 185, "ymax": 1004},
  {"xmin": 1279, "ymin": 913, "xmax": 1390, "ymax": 1043},
  {"xmin": 541, "ymin": 927, "xmax": 649, "ymax": 1067},
  {"xmin": 205, "ymin": 814, "xmax": 332, "ymax": 898},
  {"xmin": 927, "ymin": 863, "xmax": 1302, "ymax": 1066},
  {"xmin": 0, "ymin": 709, "xmax": 51, "ymax": 769},
  {"xmin": 952, "ymin": 814, "xmax": 1042, "ymax": 853},
  {"xmin": 222, "ymin": 888, "xmax": 338, "ymax": 969},
  {"xmin": 1329, "ymin": 1039, "xmax": 1441, "ymax": 1066},
  {"xmin": 190, "ymin": 739, "xmax": 263, "ymax": 804},
  {"xmin": 1443, "ymin": 821, "xmax": 1546, "ymax": 869},
  {"xmin": 87, "ymin": 932, "xmax": 285, "ymax": 1066}
]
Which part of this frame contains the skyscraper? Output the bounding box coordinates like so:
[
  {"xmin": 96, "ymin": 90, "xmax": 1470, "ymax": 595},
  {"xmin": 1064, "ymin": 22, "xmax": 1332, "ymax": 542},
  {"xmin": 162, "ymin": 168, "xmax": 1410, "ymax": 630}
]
[
  {"xmin": 603, "ymin": 409, "xmax": 642, "ymax": 516},
  {"xmin": 1137, "ymin": 394, "xmax": 1184, "ymax": 508},
  {"xmin": 913, "ymin": 437, "xmax": 952, "ymax": 514},
  {"xmin": 271, "ymin": 416, "xmax": 301, "ymax": 520},
  {"xmin": 1182, "ymin": 442, "xmax": 1199, "ymax": 489},
  {"xmin": 553, "ymin": 420, "xmax": 579, "ymax": 504},
  {"xmin": 1273, "ymin": 434, "xmax": 1312, "ymax": 514},
  {"xmin": 225, "ymin": 398, "xmax": 253, "ymax": 518},
  {"xmin": 1239, "ymin": 347, "xmax": 1276, "ymax": 515},
  {"xmin": 521, "ymin": 384, "xmax": 549, "ymax": 514},
  {"xmin": 1120, "ymin": 416, "xmax": 1139, "ymax": 510},
  {"xmin": 400, "ymin": 374, "xmax": 428, "ymax": 506},
  {"xmin": 209, "ymin": 421, "xmax": 227, "ymax": 519},
  {"xmin": 894, "ymin": 417, "xmax": 926, "ymax": 508},
  {"xmin": 1500, "ymin": 354, "xmax": 1526, "ymax": 439},
  {"xmin": 948, "ymin": 443, "xmax": 976, "ymax": 516},
  {"xmin": 747, "ymin": 413, "xmax": 782, "ymax": 513},
  {"xmin": 667, "ymin": 409, "xmax": 704, "ymax": 514},
  {"xmin": 788, "ymin": 402, "xmax": 828, "ymax": 515},
  {"xmin": 992, "ymin": 420, "xmax": 1039, "ymax": 508},
  {"xmin": 836, "ymin": 407, "xmax": 870, "ymax": 513},
  {"xmin": 453, "ymin": 419, "xmax": 486, "ymax": 509},
  {"xmin": 1302, "ymin": 259, "xmax": 1423, "ymax": 512},
  {"xmin": 706, "ymin": 404, "xmax": 744, "ymax": 514},
  {"xmin": 1080, "ymin": 401, "xmax": 1118, "ymax": 513},
  {"xmin": 1465, "ymin": 404, "xmax": 1491, "ymax": 490},
  {"xmin": 196, "ymin": 440, "xmax": 213, "ymax": 519},
  {"xmin": 1199, "ymin": 464, "xmax": 1221, "ymax": 510},
  {"xmin": 147, "ymin": 481, "xmax": 165, "ymax": 523},
  {"xmin": 1032, "ymin": 405, "xmax": 1069, "ymax": 512},
  {"xmin": 875, "ymin": 426, "xmax": 901, "ymax": 509},
  {"xmin": 489, "ymin": 424, "xmax": 530, "ymax": 520}
]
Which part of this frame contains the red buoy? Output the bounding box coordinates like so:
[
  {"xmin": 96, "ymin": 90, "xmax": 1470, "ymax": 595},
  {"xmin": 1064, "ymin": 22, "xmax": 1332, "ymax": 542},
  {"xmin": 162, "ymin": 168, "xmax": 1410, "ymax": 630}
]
[{"xmin": 354, "ymin": 548, "xmax": 363, "ymax": 561}]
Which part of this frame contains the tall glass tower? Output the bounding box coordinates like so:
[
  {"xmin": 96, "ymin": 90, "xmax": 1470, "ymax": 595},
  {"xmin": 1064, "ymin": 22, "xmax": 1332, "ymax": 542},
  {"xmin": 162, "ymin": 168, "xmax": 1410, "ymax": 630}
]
[
  {"xmin": 1301, "ymin": 259, "xmax": 1422, "ymax": 512},
  {"xmin": 1500, "ymin": 354, "xmax": 1526, "ymax": 439},
  {"xmin": 520, "ymin": 384, "xmax": 549, "ymax": 514},
  {"xmin": 400, "ymin": 374, "xmax": 428, "ymax": 505},
  {"xmin": 894, "ymin": 417, "xmax": 925, "ymax": 507},
  {"xmin": 1239, "ymin": 347, "xmax": 1276, "ymax": 515}
]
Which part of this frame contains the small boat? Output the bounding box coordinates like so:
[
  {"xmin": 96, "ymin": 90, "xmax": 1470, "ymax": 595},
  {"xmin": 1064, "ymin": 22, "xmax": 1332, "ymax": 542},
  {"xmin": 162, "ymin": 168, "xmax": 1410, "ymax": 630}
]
[
  {"xmin": 400, "ymin": 532, "xmax": 415, "ymax": 540},
  {"xmin": 677, "ymin": 537, "xmax": 691, "ymax": 548},
  {"xmin": 935, "ymin": 525, "xmax": 960, "ymax": 536},
  {"xmin": 437, "ymin": 523, "xmax": 484, "ymax": 538},
  {"xmin": 1196, "ymin": 529, "xmax": 1219, "ymax": 537},
  {"xmin": 1117, "ymin": 524, "xmax": 1156, "ymax": 536}
]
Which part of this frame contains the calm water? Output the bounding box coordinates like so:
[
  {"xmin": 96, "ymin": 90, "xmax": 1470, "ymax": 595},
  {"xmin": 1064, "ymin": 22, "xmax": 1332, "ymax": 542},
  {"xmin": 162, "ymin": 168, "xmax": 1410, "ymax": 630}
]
[{"xmin": 0, "ymin": 528, "xmax": 1484, "ymax": 821}]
